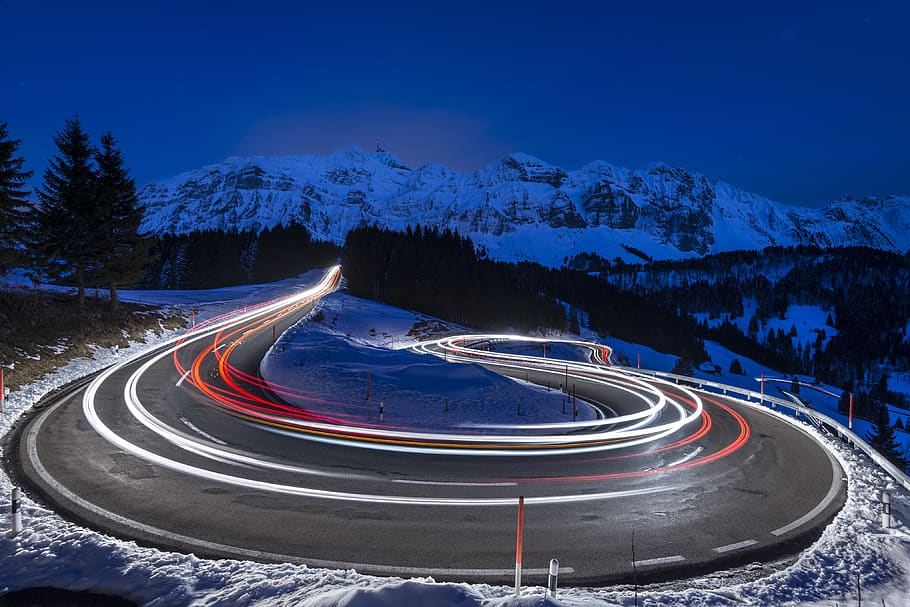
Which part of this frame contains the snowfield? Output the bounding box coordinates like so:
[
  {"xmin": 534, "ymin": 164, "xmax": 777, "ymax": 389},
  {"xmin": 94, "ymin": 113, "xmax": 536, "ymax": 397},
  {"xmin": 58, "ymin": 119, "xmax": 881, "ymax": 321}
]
[
  {"xmin": 260, "ymin": 292, "xmax": 599, "ymax": 430},
  {"xmin": 1, "ymin": 275, "xmax": 909, "ymax": 606}
]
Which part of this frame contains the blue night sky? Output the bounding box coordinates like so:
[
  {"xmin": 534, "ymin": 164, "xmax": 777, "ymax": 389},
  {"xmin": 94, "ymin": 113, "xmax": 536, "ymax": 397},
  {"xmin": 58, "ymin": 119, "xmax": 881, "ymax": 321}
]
[{"xmin": 2, "ymin": 0, "xmax": 908, "ymax": 206}]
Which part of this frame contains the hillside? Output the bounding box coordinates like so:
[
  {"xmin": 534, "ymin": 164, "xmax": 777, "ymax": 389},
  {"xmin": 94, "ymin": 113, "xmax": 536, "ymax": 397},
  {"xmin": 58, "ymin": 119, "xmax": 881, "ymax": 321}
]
[{"xmin": 0, "ymin": 288, "xmax": 184, "ymax": 390}]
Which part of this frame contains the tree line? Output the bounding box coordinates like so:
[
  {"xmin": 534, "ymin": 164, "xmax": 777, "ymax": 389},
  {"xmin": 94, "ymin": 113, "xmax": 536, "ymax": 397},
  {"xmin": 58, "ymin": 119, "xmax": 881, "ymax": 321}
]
[
  {"xmin": 605, "ymin": 246, "xmax": 910, "ymax": 397},
  {"xmin": 341, "ymin": 225, "xmax": 709, "ymax": 364},
  {"xmin": 140, "ymin": 223, "xmax": 338, "ymax": 289},
  {"xmin": 1, "ymin": 118, "xmax": 339, "ymax": 297},
  {"xmin": 0, "ymin": 116, "xmax": 149, "ymax": 307},
  {"xmin": 341, "ymin": 225, "xmax": 567, "ymax": 332}
]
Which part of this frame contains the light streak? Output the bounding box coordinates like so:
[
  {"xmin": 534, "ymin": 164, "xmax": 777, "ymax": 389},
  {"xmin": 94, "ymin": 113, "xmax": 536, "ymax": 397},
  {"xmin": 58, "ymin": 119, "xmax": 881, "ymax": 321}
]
[{"xmin": 79, "ymin": 265, "xmax": 754, "ymax": 506}]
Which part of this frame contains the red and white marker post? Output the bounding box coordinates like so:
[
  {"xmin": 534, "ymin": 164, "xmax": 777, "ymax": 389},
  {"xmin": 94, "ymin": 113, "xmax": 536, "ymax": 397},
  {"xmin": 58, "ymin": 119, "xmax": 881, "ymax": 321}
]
[
  {"xmin": 514, "ymin": 496, "xmax": 525, "ymax": 596},
  {"xmin": 848, "ymin": 393, "xmax": 854, "ymax": 430}
]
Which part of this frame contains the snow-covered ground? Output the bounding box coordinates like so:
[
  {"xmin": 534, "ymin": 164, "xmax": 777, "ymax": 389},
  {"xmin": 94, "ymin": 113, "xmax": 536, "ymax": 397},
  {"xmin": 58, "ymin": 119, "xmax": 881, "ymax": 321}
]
[
  {"xmin": 1, "ymin": 274, "xmax": 909, "ymax": 606},
  {"xmin": 260, "ymin": 292, "xmax": 598, "ymax": 430},
  {"xmin": 694, "ymin": 301, "xmax": 837, "ymax": 352}
]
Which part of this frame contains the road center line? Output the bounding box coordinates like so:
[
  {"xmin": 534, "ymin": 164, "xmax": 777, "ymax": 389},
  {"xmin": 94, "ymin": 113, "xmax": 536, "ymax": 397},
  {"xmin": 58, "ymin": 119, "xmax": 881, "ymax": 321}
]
[{"xmin": 175, "ymin": 369, "xmax": 193, "ymax": 387}]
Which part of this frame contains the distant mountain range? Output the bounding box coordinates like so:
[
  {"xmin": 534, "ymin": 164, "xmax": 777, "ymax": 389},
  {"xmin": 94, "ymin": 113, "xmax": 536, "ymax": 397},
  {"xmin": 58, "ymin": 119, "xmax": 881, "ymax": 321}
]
[{"xmin": 138, "ymin": 148, "xmax": 910, "ymax": 266}]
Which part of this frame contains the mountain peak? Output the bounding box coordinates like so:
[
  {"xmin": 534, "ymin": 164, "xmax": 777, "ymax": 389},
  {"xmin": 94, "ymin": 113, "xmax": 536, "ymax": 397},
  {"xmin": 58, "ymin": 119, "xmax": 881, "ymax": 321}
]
[
  {"xmin": 137, "ymin": 148, "xmax": 910, "ymax": 265},
  {"xmin": 372, "ymin": 149, "xmax": 411, "ymax": 171}
]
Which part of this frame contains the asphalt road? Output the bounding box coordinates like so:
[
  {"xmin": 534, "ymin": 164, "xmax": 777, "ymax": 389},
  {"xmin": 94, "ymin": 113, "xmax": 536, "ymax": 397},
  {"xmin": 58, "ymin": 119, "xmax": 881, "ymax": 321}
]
[{"xmin": 6, "ymin": 276, "xmax": 846, "ymax": 585}]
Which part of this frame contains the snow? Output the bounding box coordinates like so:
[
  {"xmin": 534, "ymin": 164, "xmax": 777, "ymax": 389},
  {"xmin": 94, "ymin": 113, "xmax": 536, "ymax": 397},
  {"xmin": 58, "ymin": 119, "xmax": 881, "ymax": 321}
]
[
  {"xmin": 137, "ymin": 147, "xmax": 910, "ymax": 267},
  {"xmin": 695, "ymin": 302, "xmax": 836, "ymax": 353},
  {"xmin": 261, "ymin": 292, "xmax": 599, "ymax": 429},
  {"xmin": 2, "ymin": 273, "xmax": 909, "ymax": 606}
]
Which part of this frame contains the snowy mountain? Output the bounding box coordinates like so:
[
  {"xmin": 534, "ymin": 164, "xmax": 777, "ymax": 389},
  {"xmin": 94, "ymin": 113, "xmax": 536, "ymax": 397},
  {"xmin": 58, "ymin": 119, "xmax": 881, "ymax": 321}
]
[{"xmin": 138, "ymin": 148, "xmax": 910, "ymax": 266}]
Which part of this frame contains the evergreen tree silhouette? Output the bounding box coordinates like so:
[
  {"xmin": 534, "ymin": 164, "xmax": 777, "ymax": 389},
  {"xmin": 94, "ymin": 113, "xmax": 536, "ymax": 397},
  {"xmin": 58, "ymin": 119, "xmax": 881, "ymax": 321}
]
[{"xmin": 0, "ymin": 122, "xmax": 33, "ymax": 270}]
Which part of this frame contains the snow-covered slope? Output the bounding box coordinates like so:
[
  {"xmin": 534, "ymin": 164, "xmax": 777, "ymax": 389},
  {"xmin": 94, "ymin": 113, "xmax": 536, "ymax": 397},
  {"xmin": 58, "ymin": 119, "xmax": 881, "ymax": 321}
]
[{"xmin": 138, "ymin": 148, "xmax": 910, "ymax": 265}]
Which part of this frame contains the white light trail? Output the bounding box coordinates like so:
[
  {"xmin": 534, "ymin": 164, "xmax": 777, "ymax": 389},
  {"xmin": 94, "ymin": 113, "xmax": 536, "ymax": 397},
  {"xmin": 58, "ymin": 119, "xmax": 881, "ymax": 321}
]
[{"xmin": 79, "ymin": 266, "xmax": 708, "ymax": 504}]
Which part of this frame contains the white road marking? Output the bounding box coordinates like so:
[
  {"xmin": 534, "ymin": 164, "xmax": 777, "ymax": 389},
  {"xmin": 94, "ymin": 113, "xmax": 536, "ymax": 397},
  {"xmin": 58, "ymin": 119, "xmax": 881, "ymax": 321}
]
[
  {"xmin": 771, "ymin": 446, "xmax": 842, "ymax": 537},
  {"xmin": 179, "ymin": 416, "xmax": 228, "ymax": 446},
  {"xmin": 175, "ymin": 369, "xmax": 193, "ymax": 387},
  {"xmin": 666, "ymin": 446, "xmax": 704, "ymax": 468},
  {"xmin": 29, "ymin": 404, "xmax": 574, "ymax": 577},
  {"xmin": 713, "ymin": 539, "xmax": 757, "ymax": 553},
  {"xmin": 634, "ymin": 555, "xmax": 685, "ymax": 567}
]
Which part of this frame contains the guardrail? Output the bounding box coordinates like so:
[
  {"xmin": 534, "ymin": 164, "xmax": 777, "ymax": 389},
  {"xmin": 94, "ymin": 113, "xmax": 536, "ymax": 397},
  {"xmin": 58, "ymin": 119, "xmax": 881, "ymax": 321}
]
[{"xmin": 617, "ymin": 366, "xmax": 910, "ymax": 493}]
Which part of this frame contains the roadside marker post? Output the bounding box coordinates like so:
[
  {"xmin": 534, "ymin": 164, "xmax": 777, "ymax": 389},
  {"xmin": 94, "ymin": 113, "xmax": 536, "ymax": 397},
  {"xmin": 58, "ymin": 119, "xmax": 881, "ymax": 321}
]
[
  {"xmin": 11, "ymin": 487, "xmax": 22, "ymax": 536},
  {"xmin": 547, "ymin": 558, "xmax": 559, "ymax": 598},
  {"xmin": 1, "ymin": 369, "xmax": 4, "ymax": 413},
  {"xmin": 379, "ymin": 401, "xmax": 384, "ymax": 421},
  {"xmin": 848, "ymin": 393, "xmax": 854, "ymax": 430},
  {"xmin": 882, "ymin": 492, "xmax": 892, "ymax": 529},
  {"xmin": 572, "ymin": 384, "xmax": 577, "ymax": 421},
  {"xmin": 514, "ymin": 496, "xmax": 525, "ymax": 596}
]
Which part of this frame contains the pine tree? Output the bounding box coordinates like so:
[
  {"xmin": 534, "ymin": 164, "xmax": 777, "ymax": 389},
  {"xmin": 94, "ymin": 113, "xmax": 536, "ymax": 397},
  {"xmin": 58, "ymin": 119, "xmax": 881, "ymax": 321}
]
[
  {"xmin": 671, "ymin": 357, "xmax": 695, "ymax": 376},
  {"xmin": 729, "ymin": 357, "xmax": 744, "ymax": 375},
  {"xmin": 0, "ymin": 122, "xmax": 33, "ymax": 270},
  {"xmin": 866, "ymin": 403, "xmax": 909, "ymax": 470},
  {"xmin": 31, "ymin": 115, "xmax": 99, "ymax": 306},
  {"xmin": 94, "ymin": 132, "xmax": 151, "ymax": 306}
]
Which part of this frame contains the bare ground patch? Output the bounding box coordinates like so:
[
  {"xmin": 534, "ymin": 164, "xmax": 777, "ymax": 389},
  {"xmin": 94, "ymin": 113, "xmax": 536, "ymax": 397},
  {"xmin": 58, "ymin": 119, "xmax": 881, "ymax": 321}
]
[{"xmin": 0, "ymin": 288, "xmax": 185, "ymax": 391}]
